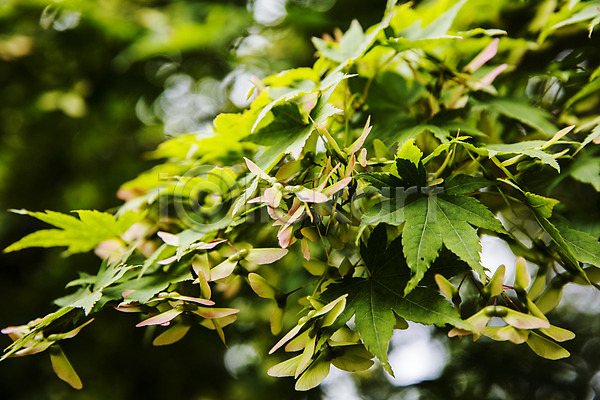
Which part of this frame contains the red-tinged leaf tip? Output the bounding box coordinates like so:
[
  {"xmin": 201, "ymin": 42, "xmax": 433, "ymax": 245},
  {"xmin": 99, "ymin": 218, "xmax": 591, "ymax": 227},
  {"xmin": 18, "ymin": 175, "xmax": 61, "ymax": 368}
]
[
  {"xmin": 261, "ymin": 187, "xmax": 280, "ymax": 208},
  {"xmin": 1, "ymin": 325, "xmax": 28, "ymax": 339},
  {"xmin": 15, "ymin": 341, "xmax": 53, "ymax": 357},
  {"xmin": 193, "ymin": 307, "xmax": 240, "ymax": 319},
  {"xmin": 246, "ymin": 248, "xmax": 288, "ymax": 265},
  {"xmin": 210, "ymin": 259, "xmax": 238, "ymax": 281},
  {"xmin": 295, "ymin": 188, "xmax": 328, "ymax": 203},
  {"xmin": 195, "ymin": 239, "xmax": 227, "ymax": 250},
  {"xmin": 322, "ymin": 177, "xmax": 352, "ymax": 197},
  {"xmin": 478, "ymin": 63, "xmax": 507, "ymax": 87},
  {"xmin": 244, "ymin": 157, "xmax": 270, "ymax": 180},
  {"xmin": 349, "ymin": 116, "xmax": 372, "ymax": 154},
  {"xmin": 247, "ymin": 195, "xmax": 265, "ymax": 204},
  {"xmin": 136, "ymin": 309, "xmax": 181, "ymax": 327},
  {"xmin": 464, "ymin": 38, "xmax": 499, "ymax": 73},
  {"xmin": 172, "ymin": 295, "xmax": 215, "ymax": 306},
  {"xmin": 157, "ymin": 255, "xmax": 177, "ymax": 265},
  {"xmin": 157, "ymin": 231, "xmax": 179, "ymax": 246},
  {"xmin": 269, "ymin": 324, "xmax": 303, "ymax": 354},
  {"xmin": 278, "ymin": 225, "xmax": 295, "ymax": 249},
  {"xmin": 358, "ymin": 148, "xmax": 368, "ymax": 167},
  {"xmin": 62, "ymin": 319, "xmax": 95, "ymax": 339},
  {"xmin": 115, "ymin": 304, "xmax": 143, "ymax": 313},
  {"xmin": 301, "ymin": 239, "xmax": 311, "ymax": 261}
]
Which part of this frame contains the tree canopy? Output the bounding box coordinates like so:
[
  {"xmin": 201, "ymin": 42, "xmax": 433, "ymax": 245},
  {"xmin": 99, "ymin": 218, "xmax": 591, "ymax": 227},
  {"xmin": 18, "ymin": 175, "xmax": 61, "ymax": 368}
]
[{"xmin": 2, "ymin": 0, "xmax": 600, "ymax": 398}]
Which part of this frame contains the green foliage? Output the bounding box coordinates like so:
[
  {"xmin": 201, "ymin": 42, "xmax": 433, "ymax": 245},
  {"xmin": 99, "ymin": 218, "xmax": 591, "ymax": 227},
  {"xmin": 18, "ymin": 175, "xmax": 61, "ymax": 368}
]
[
  {"xmin": 4, "ymin": 210, "xmax": 140, "ymax": 254},
  {"xmin": 324, "ymin": 225, "xmax": 471, "ymax": 375},
  {"xmin": 3, "ymin": 0, "xmax": 600, "ymax": 394}
]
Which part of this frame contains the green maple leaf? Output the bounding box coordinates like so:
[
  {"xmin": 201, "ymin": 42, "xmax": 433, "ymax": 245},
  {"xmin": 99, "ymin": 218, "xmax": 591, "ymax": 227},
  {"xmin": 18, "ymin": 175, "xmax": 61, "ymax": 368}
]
[
  {"xmin": 389, "ymin": 139, "xmax": 427, "ymax": 188},
  {"xmin": 247, "ymin": 85, "xmax": 342, "ymax": 171},
  {"xmin": 443, "ymin": 174, "xmax": 494, "ymax": 196},
  {"xmin": 555, "ymin": 221, "xmax": 600, "ymax": 268},
  {"xmin": 569, "ymin": 154, "xmax": 600, "ymax": 191},
  {"xmin": 55, "ymin": 260, "xmax": 136, "ymax": 315},
  {"xmin": 324, "ymin": 226, "xmax": 472, "ymax": 375},
  {"xmin": 4, "ymin": 210, "xmax": 141, "ymax": 254},
  {"xmin": 402, "ymin": 193, "xmax": 506, "ymax": 293},
  {"xmin": 360, "ymin": 142, "xmax": 505, "ymax": 292},
  {"xmin": 312, "ymin": 11, "xmax": 393, "ymax": 65}
]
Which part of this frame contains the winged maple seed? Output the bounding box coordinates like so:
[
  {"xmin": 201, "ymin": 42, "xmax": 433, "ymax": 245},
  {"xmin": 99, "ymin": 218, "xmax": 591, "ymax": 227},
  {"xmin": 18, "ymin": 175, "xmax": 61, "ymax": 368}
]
[
  {"xmin": 5, "ymin": 0, "xmax": 600, "ymax": 393},
  {"xmin": 1, "ymin": 317, "xmax": 94, "ymax": 358},
  {"xmin": 244, "ymin": 157, "xmax": 352, "ymax": 254},
  {"xmin": 439, "ymin": 259, "xmax": 576, "ymax": 359}
]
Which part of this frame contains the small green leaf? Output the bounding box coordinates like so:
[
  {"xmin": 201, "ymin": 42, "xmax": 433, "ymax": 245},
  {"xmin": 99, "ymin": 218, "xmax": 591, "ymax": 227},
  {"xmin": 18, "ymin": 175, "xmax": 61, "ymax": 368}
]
[
  {"xmin": 434, "ymin": 274, "xmax": 457, "ymax": 300},
  {"xmin": 248, "ymin": 273, "xmax": 278, "ymax": 299},
  {"xmin": 524, "ymin": 192, "xmax": 559, "ymax": 219},
  {"xmin": 514, "ymin": 257, "xmax": 530, "ymax": 291},
  {"xmin": 526, "ymin": 332, "xmax": 570, "ymax": 360},
  {"xmin": 570, "ymin": 156, "xmax": 600, "ymax": 191},
  {"xmin": 152, "ymin": 323, "xmax": 191, "ymax": 346},
  {"xmin": 444, "ymin": 175, "xmax": 493, "ymax": 196},
  {"xmin": 538, "ymin": 325, "xmax": 575, "ymax": 342},
  {"xmin": 295, "ymin": 356, "xmax": 331, "ymax": 391},
  {"xmin": 49, "ymin": 345, "xmax": 83, "ymax": 390},
  {"xmin": 502, "ymin": 308, "xmax": 550, "ymax": 330},
  {"xmin": 246, "ymin": 248, "xmax": 288, "ymax": 265},
  {"xmin": 395, "ymin": 139, "xmax": 423, "ymax": 165},
  {"xmin": 267, "ymin": 354, "xmax": 302, "ymax": 377},
  {"xmin": 482, "ymin": 326, "xmax": 529, "ymax": 344},
  {"xmin": 270, "ymin": 324, "xmax": 304, "ymax": 355},
  {"xmin": 328, "ymin": 326, "xmax": 360, "ymax": 346},
  {"xmin": 210, "ymin": 259, "xmax": 238, "ymax": 281},
  {"xmin": 295, "ymin": 336, "xmax": 317, "ymax": 378},
  {"xmin": 70, "ymin": 288, "xmax": 103, "ymax": 316},
  {"xmin": 331, "ymin": 345, "xmax": 374, "ymax": 372},
  {"xmin": 555, "ymin": 222, "xmax": 600, "ymax": 268},
  {"xmin": 136, "ymin": 309, "xmax": 182, "ymax": 327},
  {"xmin": 352, "ymin": 284, "xmax": 396, "ymax": 375},
  {"xmin": 192, "ymin": 307, "xmax": 239, "ymax": 319},
  {"xmin": 485, "ymin": 265, "xmax": 506, "ymax": 298},
  {"xmin": 286, "ymin": 330, "xmax": 310, "ymax": 352}
]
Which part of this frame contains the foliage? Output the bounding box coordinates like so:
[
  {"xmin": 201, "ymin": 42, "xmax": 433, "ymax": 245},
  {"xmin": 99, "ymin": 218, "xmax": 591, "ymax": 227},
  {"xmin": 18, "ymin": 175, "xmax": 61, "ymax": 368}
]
[{"xmin": 3, "ymin": 0, "xmax": 600, "ymax": 395}]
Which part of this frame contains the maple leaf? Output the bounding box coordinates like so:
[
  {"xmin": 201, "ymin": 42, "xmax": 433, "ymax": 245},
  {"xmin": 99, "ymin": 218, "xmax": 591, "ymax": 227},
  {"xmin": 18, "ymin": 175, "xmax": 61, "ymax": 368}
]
[
  {"xmin": 4, "ymin": 209, "xmax": 141, "ymax": 254},
  {"xmin": 403, "ymin": 193, "xmax": 507, "ymax": 293},
  {"xmin": 360, "ymin": 140, "xmax": 506, "ymax": 294},
  {"xmin": 324, "ymin": 226, "xmax": 472, "ymax": 375}
]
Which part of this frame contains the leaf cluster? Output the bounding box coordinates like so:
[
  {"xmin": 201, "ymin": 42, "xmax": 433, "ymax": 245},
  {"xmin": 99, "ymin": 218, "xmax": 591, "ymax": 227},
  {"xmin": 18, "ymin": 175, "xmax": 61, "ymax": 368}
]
[{"xmin": 4, "ymin": 0, "xmax": 600, "ymax": 392}]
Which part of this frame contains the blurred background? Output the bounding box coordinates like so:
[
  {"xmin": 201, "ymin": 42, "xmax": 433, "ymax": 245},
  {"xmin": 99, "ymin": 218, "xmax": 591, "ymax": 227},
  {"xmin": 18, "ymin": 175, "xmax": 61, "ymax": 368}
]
[{"xmin": 1, "ymin": 0, "xmax": 600, "ymax": 399}]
